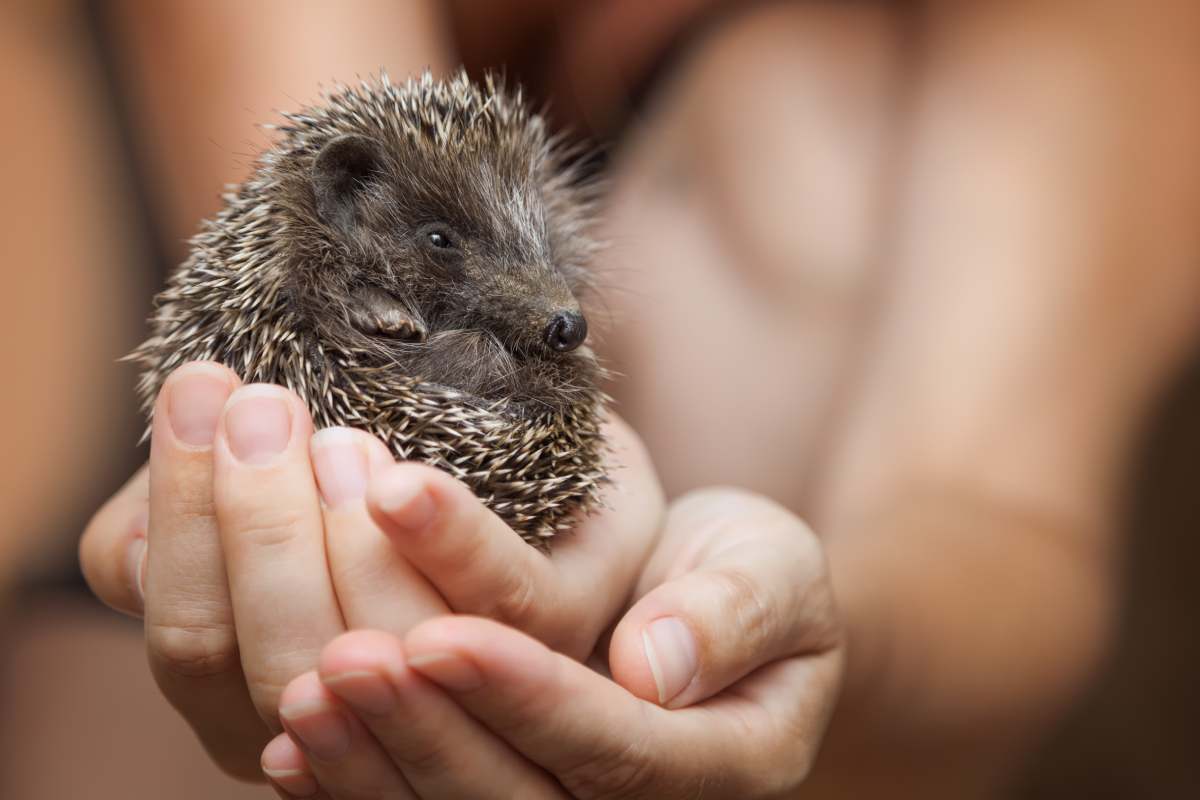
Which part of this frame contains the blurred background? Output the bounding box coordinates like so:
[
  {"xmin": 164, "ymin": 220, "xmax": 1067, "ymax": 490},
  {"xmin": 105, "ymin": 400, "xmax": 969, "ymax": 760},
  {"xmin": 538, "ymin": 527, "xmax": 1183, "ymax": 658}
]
[{"xmin": 1, "ymin": 1, "xmax": 1197, "ymax": 797}]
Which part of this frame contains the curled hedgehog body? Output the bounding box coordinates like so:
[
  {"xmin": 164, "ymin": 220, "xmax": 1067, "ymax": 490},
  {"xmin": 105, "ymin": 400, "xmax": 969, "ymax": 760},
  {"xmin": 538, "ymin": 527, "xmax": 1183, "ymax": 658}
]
[{"xmin": 132, "ymin": 72, "xmax": 607, "ymax": 546}]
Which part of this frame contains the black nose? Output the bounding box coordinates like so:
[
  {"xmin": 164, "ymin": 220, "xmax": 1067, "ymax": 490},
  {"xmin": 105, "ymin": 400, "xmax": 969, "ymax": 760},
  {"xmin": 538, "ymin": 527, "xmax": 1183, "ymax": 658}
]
[{"xmin": 544, "ymin": 311, "xmax": 588, "ymax": 352}]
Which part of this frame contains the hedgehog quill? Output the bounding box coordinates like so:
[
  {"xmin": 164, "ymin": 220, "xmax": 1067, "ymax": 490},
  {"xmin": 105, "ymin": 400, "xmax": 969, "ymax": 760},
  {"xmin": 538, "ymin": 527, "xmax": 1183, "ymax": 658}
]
[{"xmin": 132, "ymin": 72, "xmax": 608, "ymax": 546}]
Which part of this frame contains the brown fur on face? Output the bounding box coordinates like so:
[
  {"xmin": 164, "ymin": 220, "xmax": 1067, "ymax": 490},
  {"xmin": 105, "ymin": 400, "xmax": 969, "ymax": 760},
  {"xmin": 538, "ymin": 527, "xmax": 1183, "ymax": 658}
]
[
  {"xmin": 131, "ymin": 73, "xmax": 609, "ymax": 545},
  {"xmin": 270, "ymin": 73, "xmax": 602, "ymax": 408}
]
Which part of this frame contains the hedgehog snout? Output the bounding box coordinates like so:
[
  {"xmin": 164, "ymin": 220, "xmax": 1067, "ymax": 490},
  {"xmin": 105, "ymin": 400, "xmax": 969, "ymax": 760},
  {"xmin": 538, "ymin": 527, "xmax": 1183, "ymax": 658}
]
[{"xmin": 544, "ymin": 311, "xmax": 588, "ymax": 353}]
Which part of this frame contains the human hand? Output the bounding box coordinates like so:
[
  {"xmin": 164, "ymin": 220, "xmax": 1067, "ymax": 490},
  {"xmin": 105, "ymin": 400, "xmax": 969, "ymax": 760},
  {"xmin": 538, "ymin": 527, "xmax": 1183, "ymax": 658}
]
[
  {"xmin": 262, "ymin": 488, "xmax": 844, "ymax": 799},
  {"xmin": 79, "ymin": 360, "xmax": 664, "ymax": 779}
]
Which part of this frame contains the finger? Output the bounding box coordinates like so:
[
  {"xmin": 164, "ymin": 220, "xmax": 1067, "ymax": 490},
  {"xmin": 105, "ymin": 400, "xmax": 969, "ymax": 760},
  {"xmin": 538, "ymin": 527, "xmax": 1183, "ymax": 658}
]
[
  {"xmin": 609, "ymin": 488, "xmax": 842, "ymax": 708},
  {"xmin": 141, "ymin": 361, "xmax": 270, "ymax": 780},
  {"xmin": 318, "ymin": 630, "xmax": 567, "ymax": 800},
  {"xmin": 261, "ymin": 733, "xmax": 321, "ymax": 799},
  {"xmin": 540, "ymin": 416, "xmax": 666, "ymax": 651},
  {"xmin": 276, "ymin": 671, "xmax": 416, "ymax": 800},
  {"xmin": 79, "ymin": 465, "xmax": 149, "ymax": 617},
  {"xmin": 404, "ymin": 616, "xmax": 831, "ymax": 799},
  {"xmin": 365, "ymin": 461, "xmax": 572, "ymax": 643},
  {"xmin": 213, "ymin": 383, "xmax": 345, "ymax": 723},
  {"xmin": 309, "ymin": 428, "xmax": 448, "ymax": 632},
  {"xmin": 365, "ymin": 415, "xmax": 663, "ymax": 658}
]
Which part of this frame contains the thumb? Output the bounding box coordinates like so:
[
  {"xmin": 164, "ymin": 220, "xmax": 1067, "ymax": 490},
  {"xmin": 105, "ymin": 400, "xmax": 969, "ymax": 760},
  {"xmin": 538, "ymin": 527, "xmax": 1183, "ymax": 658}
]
[{"xmin": 607, "ymin": 488, "xmax": 840, "ymax": 709}]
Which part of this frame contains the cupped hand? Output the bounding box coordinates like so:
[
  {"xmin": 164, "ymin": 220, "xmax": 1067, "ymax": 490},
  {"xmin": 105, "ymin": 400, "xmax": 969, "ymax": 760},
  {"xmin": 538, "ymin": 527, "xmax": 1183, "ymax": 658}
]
[
  {"xmin": 79, "ymin": 360, "xmax": 664, "ymax": 780},
  {"xmin": 264, "ymin": 488, "xmax": 844, "ymax": 799}
]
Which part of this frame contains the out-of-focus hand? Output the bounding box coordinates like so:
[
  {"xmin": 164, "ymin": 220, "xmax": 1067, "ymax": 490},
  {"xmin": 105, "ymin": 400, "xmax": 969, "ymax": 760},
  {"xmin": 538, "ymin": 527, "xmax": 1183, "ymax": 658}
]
[
  {"xmin": 263, "ymin": 488, "xmax": 844, "ymax": 799},
  {"xmin": 79, "ymin": 360, "xmax": 664, "ymax": 781}
]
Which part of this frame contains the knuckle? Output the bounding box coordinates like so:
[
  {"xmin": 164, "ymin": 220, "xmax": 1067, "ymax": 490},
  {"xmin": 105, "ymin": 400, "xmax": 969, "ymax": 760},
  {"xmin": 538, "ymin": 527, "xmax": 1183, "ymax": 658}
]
[
  {"xmin": 671, "ymin": 487, "xmax": 802, "ymax": 545},
  {"xmin": 167, "ymin": 492, "xmax": 217, "ymax": 525},
  {"xmin": 485, "ymin": 565, "xmax": 542, "ymax": 630},
  {"xmin": 709, "ymin": 566, "xmax": 774, "ymax": 652},
  {"xmin": 730, "ymin": 679, "xmax": 827, "ymax": 796},
  {"xmin": 672, "ymin": 486, "xmax": 761, "ymax": 522},
  {"xmin": 391, "ymin": 733, "xmax": 455, "ymax": 775},
  {"xmin": 147, "ymin": 619, "xmax": 240, "ymax": 679},
  {"xmin": 556, "ymin": 734, "xmax": 664, "ymax": 799},
  {"xmin": 753, "ymin": 728, "xmax": 817, "ymax": 794},
  {"xmin": 223, "ymin": 508, "xmax": 309, "ymax": 551}
]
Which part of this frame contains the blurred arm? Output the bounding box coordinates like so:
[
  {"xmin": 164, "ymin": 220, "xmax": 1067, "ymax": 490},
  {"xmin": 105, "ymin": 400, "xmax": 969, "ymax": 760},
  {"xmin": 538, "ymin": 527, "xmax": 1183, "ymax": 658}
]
[
  {"xmin": 814, "ymin": 0, "xmax": 1200, "ymax": 793},
  {"xmin": 110, "ymin": 0, "xmax": 453, "ymax": 260}
]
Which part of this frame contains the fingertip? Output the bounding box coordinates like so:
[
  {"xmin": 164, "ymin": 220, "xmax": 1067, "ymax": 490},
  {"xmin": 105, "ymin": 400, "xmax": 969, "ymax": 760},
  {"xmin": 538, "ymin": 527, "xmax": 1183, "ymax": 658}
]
[
  {"xmin": 607, "ymin": 616, "xmax": 666, "ymax": 705},
  {"xmin": 237, "ymin": 382, "xmax": 315, "ymax": 420},
  {"xmin": 222, "ymin": 382, "xmax": 313, "ymax": 428},
  {"xmin": 608, "ymin": 584, "xmax": 705, "ymax": 708},
  {"xmin": 367, "ymin": 472, "xmax": 558, "ymax": 640},
  {"xmin": 78, "ymin": 470, "xmax": 150, "ymax": 619},
  {"xmin": 160, "ymin": 360, "xmax": 241, "ymax": 402},
  {"xmin": 261, "ymin": 731, "xmax": 308, "ymax": 773},
  {"xmin": 360, "ymin": 430, "xmax": 396, "ymax": 469},
  {"xmin": 403, "ymin": 616, "xmax": 556, "ymax": 690},
  {"xmin": 278, "ymin": 670, "xmax": 330, "ymax": 716},
  {"xmin": 309, "ymin": 426, "xmax": 392, "ymax": 466},
  {"xmin": 404, "ymin": 615, "xmax": 533, "ymax": 664},
  {"xmin": 365, "ymin": 462, "xmax": 441, "ymax": 536},
  {"xmin": 217, "ymin": 383, "xmax": 315, "ymax": 467},
  {"xmin": 158, "ymin": 361, "xmax": 241, "ymax": 450},
  {"xmin": 317, "ymin": 630, "xmax": 405, "ymax": 681},
  {"xmin": 402, "ymin": 614, "xmax": 483, "ymax": 653},
  {"xmin": 309, "ymin": 427, "xmax": 378, "ymax": 508},
  {"xmin": 261, "ymin": 733, "xmax": 318, "ymax": 797}
]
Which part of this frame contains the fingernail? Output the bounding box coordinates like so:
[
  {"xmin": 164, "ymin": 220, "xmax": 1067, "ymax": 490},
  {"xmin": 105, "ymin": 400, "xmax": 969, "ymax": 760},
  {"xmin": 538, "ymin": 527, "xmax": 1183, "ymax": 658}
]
[
  {"xmin": 225, "ymin": 386, "xmax": 292, "ymax": 465},
  {"xmin": 126, "ymin": 535, "xmax": 147, "ymax": 608},
  {"xmin": 311, "ymin": 428, "xmax": 369, "ymax": 508},
  {"xmin": 375, "ymin": 470, "xmax": 436, "ymax": 532},
  {"xmin": 279, "ymin": 701, "xmax": 351, "ymax": 761},
  {"xmin": 407, "ymin": 652, "xmax": 484, "ymax": 692},
  {"xmin": 261, "ymin": 734, "xmax": 318, "ymax": 797},
  {"xmin": 263, "ymin": 769, "xmax": 318, "ymax": 798},
  {"xmin": 166, "ymin": 365, "xmax": 232, "ymax": 447},
  {"xmin": 323, "ymin": 670, "xmax": 396, "ymax": 715},
  {"xmin": 643, "ymin": 617, "xmax": 698, "ymax": 707}
]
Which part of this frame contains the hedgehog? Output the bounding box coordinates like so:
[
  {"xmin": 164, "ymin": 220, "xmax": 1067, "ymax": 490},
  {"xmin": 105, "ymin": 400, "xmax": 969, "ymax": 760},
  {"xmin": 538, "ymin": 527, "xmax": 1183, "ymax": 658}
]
[{"xmin": 131, "ymin": 71, "xmax": 608, "ymax": 546}]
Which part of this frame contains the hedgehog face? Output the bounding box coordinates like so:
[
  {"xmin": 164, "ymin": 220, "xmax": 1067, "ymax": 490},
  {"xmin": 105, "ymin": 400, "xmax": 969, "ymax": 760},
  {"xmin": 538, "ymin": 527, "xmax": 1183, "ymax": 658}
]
[
  {"xmin": 304, "ymin": 130, "xmax": 598, "ymax": 407},
  {"xmin": 134, "ymin": 74, "xmax": 607, "ymax": 543}
]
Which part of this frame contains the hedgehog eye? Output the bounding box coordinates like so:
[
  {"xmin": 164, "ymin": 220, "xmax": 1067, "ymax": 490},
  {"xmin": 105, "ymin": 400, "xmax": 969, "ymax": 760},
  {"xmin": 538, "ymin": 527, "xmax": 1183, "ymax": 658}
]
[{"xmin": 419, "ymin": 224, "xmax": 459, "ymax": 253}]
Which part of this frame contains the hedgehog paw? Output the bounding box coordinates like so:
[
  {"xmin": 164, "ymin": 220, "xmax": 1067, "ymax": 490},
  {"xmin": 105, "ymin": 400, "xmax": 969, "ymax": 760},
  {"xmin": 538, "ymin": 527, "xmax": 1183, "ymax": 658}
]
[{"xmin": 350, "ymin": 287, "xmax": 427, "ymax": 342}]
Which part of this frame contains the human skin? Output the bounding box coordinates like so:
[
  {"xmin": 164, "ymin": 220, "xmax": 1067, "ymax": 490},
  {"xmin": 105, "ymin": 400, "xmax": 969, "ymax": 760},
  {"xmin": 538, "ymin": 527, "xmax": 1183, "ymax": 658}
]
[
  {"xmin": 81, "ymin": 361, "xmax": 669, "ymax": 781},
  {"xmin": 109, "ymin": 0, "xmax": 455, "ymax": 263},
  {"xmin": 82, "ymin": 365, "xmax": 843, "ymax": 798},
  {"xmin": 81, "ymin": 0, "xmax": 1200, "ymax": 797},
  {"xmin": 256, "ymin": 493, "xmax": 841, "ymax": 799},
  {"xmin": 595, "ymin": 1, "xmax": 1200, "ymax": 795}
]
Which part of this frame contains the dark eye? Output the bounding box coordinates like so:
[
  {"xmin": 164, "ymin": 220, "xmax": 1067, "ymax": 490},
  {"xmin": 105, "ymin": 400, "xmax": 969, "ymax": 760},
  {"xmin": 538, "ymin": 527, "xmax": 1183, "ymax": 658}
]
[{"xmin": 420, "ymin": 224, "xmax": 459, "ymax": 253}]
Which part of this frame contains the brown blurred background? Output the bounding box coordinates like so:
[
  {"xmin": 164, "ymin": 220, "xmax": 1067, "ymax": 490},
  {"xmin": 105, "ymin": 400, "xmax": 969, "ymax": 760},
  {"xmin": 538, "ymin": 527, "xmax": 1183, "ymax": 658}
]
[{"xmin": 1, "ymin": 1, "xmax": 1197, "ymax": 797}]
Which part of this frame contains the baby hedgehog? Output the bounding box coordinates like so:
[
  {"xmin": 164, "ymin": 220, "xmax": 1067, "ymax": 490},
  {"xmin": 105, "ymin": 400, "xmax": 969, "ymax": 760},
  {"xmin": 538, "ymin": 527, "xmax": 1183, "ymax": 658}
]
[{"xmin": 132, "ymin": 71, "xmax": 608, "ymax": 546}]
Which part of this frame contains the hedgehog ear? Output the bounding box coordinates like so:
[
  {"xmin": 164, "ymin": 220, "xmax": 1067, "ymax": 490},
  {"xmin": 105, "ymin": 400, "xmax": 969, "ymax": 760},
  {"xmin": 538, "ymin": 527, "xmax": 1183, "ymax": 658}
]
[{"xmin": 312, "ymin": 134, "xmax": 387, "ymax": 234}]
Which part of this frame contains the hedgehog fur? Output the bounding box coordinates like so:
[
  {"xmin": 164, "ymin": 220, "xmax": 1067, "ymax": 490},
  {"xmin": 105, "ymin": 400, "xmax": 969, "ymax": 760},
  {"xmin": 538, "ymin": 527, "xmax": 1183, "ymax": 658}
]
[{"xmin": 131, "ymin": 71, "xmax": 608, "ymax": 546}]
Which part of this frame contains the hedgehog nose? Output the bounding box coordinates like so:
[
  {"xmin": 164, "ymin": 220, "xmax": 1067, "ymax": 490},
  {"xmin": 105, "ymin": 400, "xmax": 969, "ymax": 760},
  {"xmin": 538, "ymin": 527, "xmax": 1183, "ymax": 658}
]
[{"xmin": 545, "ymin": 311, "xmax": 588, "ymax": 352}]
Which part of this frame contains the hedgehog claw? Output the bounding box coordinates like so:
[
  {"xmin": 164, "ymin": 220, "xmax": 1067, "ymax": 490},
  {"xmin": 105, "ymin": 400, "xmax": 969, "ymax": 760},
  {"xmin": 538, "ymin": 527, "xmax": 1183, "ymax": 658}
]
[{"xmin": 350, "ymin": 286, "xmax": 426, "ymax": 342}]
